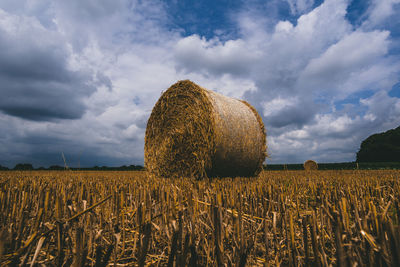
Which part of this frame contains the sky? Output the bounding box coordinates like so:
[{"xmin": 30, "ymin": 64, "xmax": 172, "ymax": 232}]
[{"xmin": 0, "ymin": 0, "xmax": 400, "ymax": 168}]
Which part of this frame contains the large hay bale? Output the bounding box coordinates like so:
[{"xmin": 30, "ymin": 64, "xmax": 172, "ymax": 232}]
[
  {"xmin": 145, "ymin": 80, "xmax": 267, "ymax": 178},
  {"xmin": 304, "ymin": 160, "xmax": 318, "ymax": 170}
]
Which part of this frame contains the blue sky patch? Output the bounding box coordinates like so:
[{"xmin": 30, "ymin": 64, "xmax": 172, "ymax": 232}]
[
  {"xmin": 389, "ymin": 82, "xmax": 400, "ymax": 98},
  {"xmin": 165, "ymin": 0, "xmax": 326, "ymax": 39},
  {"xmin": 335, "ymin": 90, "xmax": 375, "ymax": 110},
  {"xmin": 165, "ymin": 0, "xmax": 241, "ymax": 39},
  {"xmin": 346, "ymin": 0, "xmax": 371, "ymax": 27}
]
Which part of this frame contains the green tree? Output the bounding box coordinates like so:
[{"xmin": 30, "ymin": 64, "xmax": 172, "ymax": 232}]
[
  {"xmin": 0, "ymin": 164, "xmax": 9, "ymax": 170},
  {"xmin": 357, "ymin": 126, "xmax": 400, "ymax": 162},
  {"xmin": 13, "ymin": 163, "xmax": 34, "ymax": 170}
]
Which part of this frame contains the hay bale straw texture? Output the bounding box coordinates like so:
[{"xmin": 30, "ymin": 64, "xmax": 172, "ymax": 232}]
[
  {"xmin": 304, "ymin": 160, "xmax": 318, "ymax": 170},
  {"xmin": 145, "ymin": 80, "xmax": 267, "ymax": 178}
]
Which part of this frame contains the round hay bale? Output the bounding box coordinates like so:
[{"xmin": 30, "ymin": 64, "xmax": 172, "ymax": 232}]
[
  {"xmin": 145, "ymin": 80, "xmax": 267, "ymax": 179},
  {"xmin": 304, "ymin": 160, "xmax": 318, "ymax": 170}
]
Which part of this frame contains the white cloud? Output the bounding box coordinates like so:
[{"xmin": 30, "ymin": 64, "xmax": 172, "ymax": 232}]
[
  {"xmin": 303, "ymin": 31, "xmax": 389, "ymax": 78},
  {"xmin": 275, "ymin": 21, "xmax": 294, "ymax": 33},
  {"xmin": 174, "ymin": 35, "xmax": 257, "ymax": 77},
  {"xmin": 298, "ymin": 30, "xmax": 390, "ymax": 96},
  {"xmin": 263, "ymin": 97, "xmax": 298, "ymax": 117},
  {"xmin": 266, "ymin": 90, "xmax": 400, "ymax": 163},
  {"xmin": 363, "ymin": 0, "xmax": 400, "ymax": 28},
  {"xmin": 360, "ymin": 91, "xmax": 400, "ymax": 126}
]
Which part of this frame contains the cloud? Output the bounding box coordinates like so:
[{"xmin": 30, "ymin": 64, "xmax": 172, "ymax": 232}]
[
  {"xmin": 0, "ymin": 8, "xmax": 96, "ymax": 121},
  {"xmin": 266, "ymin": 90, "xmax": 400, "ymax": 163},
  {"xmin": 0, "ymin": 0, "xmax": 182, "ymax": 166},
  {"xmin": 53, "ymin": 0, "xmax": 171, "ymax": 51},
  {"xmin": 360, "ymin": 90, "xmax": 400, "ymax": 127},
  {"xmin": 233, "ymin": 0, "xmax": 399, "ymax": 162},
  {"xmin": 174, "ymin": 35, "xmax": 256, "ymax": 77},
  {"xmin": 262, "ymin": 97, "xmax": 318, "ymax": 128},
  {"xmin": 0, "ymin": 0, "xmax": 400, "ymax": 168},
  {"xmin": 363, "ymin": 0, "xmax": 400, "ymax": 28},
  {"xmin": 298, "ymin": 30, "xmax": 391, "ymax": 97}
]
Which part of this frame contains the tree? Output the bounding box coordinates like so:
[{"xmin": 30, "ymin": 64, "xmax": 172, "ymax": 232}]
[
  {"xmin": 13, "ymin": 163, "xmax": 34, "ymax": 170},
  {"xmin": 357, "ymin": 126, "xmax": 400, "ymax": 162},
  {"xmin": 48, "ymin": 165, "xmax": 64, "ymax": 170},
  {"xmin": 0, "ymin": 164, "xmax": 9, "ymax": 170}
]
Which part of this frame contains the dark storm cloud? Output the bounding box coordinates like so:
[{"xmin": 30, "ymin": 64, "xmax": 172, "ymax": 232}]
[
  {"xmin": 0, "ymin": 9, "xmax": 96, "ymax": 121},
  {"xmin": 1, "ymin": 145, "xmax": 132, "ymax": 169},
  {"xmin": 0, "ymin": 126, "xmax": 142, "ymax": 168},
  {"xmin": 265, "ymin": 105, "xmax": 316, "ymax": 128},
  {"xmin": 21, "ymin": 149, "xmax": 132, "ymax": 169},
  {"xmin": 0, "ymin": 75, "xmax": 94, "ymax": 121}
]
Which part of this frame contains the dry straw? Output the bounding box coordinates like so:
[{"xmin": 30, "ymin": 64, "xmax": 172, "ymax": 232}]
[
  {"xmin": 304, "ymin": 160, "xmax": 318, "ymax": 170},
  {"xmin": 145, "ymin": 80, "xmax": 267, "ymax": 179}
]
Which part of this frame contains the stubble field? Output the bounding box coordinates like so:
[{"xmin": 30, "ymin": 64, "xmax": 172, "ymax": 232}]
[{"xmin": 0, "ymin": 170, "xmax": 399, "ymax": 266}]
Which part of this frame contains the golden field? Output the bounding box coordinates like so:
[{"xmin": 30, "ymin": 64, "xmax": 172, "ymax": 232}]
[{"xmin": 0, "ymin": 170, "xmax": 399, "ymax": 266}]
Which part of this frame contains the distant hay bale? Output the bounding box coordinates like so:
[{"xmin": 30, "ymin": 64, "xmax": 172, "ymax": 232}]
[
  {"xmin": 304, "ymin": 160, "xmax": 318, "ymax": 170},
  {"xmin": 145, "ymin": 80, "xmax": 267, "ymax": 179}
]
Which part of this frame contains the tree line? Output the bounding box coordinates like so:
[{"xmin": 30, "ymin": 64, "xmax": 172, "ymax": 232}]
[
  {"xmin": 264, "ymin": 162, "xmax": 400, "ymax": 170},
  {"xmin": 0, "ymin": 163, "xmax": 144, "ymax": 171}
]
